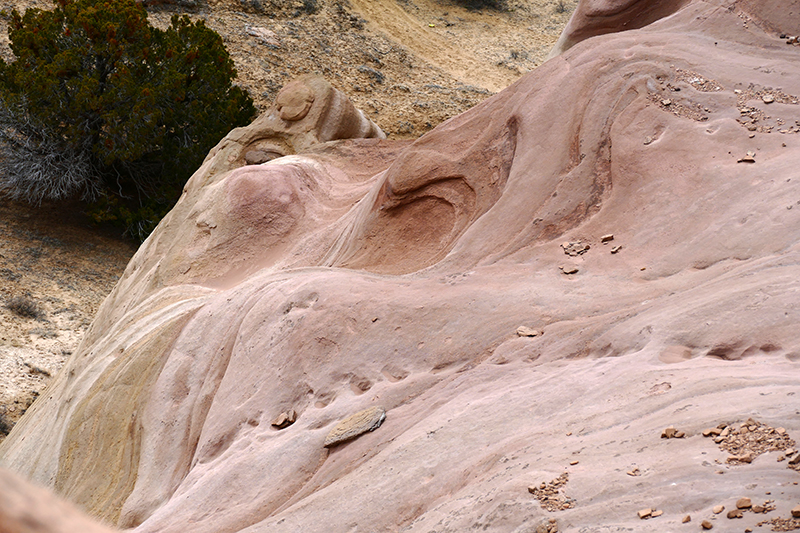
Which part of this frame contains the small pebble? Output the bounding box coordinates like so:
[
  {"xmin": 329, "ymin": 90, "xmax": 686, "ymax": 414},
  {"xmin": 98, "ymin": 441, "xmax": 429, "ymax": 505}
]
[
  {"xmin": 712, "ymin": 505, "xmax": 724, "ymax": 514},
  {"xmin": 701, "ymin": 519, "xmax": 713, "ymax": 530},
  {"xmin": 682, "ymin": 515, "xmax": 691, "ymax": 523}
]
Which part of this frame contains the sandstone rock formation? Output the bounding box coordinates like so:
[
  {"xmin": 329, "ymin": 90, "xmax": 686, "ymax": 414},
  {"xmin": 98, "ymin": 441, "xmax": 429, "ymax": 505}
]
[{"xmin": 2, "ymin": 1, "xmax": 800, "ymax": 531}]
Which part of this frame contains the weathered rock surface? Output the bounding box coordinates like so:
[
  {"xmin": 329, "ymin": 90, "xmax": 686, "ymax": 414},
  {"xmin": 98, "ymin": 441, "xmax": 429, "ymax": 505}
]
[{"xmin": 2, "ymin": 1, "xmax": 800, "ymax": 532}]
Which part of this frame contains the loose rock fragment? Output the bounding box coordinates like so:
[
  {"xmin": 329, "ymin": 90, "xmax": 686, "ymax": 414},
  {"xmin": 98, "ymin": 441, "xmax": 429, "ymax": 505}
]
[
  {"xmin": 271, "ymin": 409, "xmax": 297, "ymax": 429},
  {"xmin": 651, "ymin": 510, "xmax": 663, "ymax": 517},
  {"xmin": 324, "ymin": 406, "xmax": 386, "ymax": 447},
  {"xmin": 762, "ymin": 94, "xmax": 775, "ymax": 104},
  {"xmin": 682, "ymin": 515, "xmax": 691, "ymax": 523},
  {"xmin": 517, "ymin": 326, "xmax": 544, "ymax": 337},
  {"xmin": 535, "ymin": 518, "xmax": 559, "ymax": 533},
  {"xmin": 727, "ymin": 509, "xmax": 743, "ymax": 519},
  {"xmin": 610, "ymin": 245, "xmax": 622, "ymax": 254},
  {"xmin": 638, "ymin": 508, "xmax": 652, "ymax": 519},
  {"xmin": 713, "ymin": 505, "xmax": 724, "ymax": 514},
  {"xmin": 560, "ymin": 266, "xmax": 579, "ymax": 275},
  {"xmin": 626, "ymin": 467, "xmax": 640, "ymax": 476},
  {"xmin": 600, "ymin": 234, "xmax": 614, "ymax": 243},
  {"xmin": 701, "ymin": 519, "xmax": 713, "ymax": 529},
  {"xmin": 737, "ymin": 151, "xmax": 756, "ymax": 163},
  {"xmin": 569, "ymin": 460, "xmax": 579, "ymax": 466},
  {"xmin": 793, "ymin": 504, "xmax": 800, "ymax": 518},
  {"xmin": 736, "ymin": 497, "xmax": 752, "ymax": 509},
  {"xmin": 560, "ymin": 241, "xmax": 590, "ymax": 256},
  {"xmin": 661, "ymin": 426, "xmax": 685, "ymax": 439}
]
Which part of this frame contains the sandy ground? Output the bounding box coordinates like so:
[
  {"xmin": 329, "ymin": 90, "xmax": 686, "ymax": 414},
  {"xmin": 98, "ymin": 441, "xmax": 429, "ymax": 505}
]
[{"xmin": 0, "ymin": 201, "xmax": 136, "ymax": 440}]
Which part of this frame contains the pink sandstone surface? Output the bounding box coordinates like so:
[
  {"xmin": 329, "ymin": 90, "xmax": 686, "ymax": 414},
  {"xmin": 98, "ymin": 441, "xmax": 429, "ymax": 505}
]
[{"xmin": 2, "ymin": 0, "xmax": 800, "ymax": 531}]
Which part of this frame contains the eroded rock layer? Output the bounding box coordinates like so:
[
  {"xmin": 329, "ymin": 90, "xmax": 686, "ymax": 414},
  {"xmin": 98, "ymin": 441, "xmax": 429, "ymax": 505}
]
[{"xmin": 2, "ymin": 1, "xmax": 800, "ymax": 531}]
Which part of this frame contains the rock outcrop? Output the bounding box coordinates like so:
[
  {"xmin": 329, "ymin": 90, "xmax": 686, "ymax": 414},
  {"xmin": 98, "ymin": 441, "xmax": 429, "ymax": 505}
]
[{"xmin": 2, "ymin": 1, "xmax": 800, "ymax": 532}]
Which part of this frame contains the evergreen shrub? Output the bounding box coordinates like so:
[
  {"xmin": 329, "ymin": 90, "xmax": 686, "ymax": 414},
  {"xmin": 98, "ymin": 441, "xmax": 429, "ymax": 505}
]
[{"xmin": 0, "ymin": 0, "xmax": 256, "ymax": 240}]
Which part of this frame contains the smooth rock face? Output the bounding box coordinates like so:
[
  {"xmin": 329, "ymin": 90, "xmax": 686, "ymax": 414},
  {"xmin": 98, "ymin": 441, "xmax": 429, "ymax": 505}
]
[{"xmin": 2, "ymin": 1, "xmax": 800, "ymax": 532}]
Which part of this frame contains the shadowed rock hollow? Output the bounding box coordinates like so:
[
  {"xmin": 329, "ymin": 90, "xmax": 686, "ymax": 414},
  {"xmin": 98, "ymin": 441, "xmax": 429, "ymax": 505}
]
[{"xmin": 2, "ymin": 0, "xmax": 800, "ymax": 531}]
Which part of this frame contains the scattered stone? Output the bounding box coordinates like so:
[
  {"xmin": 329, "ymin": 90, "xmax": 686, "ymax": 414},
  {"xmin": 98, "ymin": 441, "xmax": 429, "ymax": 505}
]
[
  {"xmin": 708, "ymin": 419, "xmax": 797, "ymax": 469},
  {"xmin": 738, "ymin": 151, "xmax": 756, "ymax": 163},
  {"xmin": 793, "ymin": 505, "xmax": 800, "ymax": 518},
  {"xmin": 727, "ymin": 509, "xmax": 743, "ymax": 519},
  {"xmin": 569, "ymin": 460, "xmax": 579, "ymax": 466},
  {"xmin": 517, "ymin": 326, "xmax": 544, "ymax": 337},
  {"xmin": 662, "ymin": 99, "xmax": 672, "ymax": 106},
  {"xmin": 701, "ymin": 519, "xmax": 713, "ymax": 529},
  {"xmin": 560, "ymin": 266, "xmax": 579, "ymax": 275},
  {"xmin": 611, "ymin": 245, "xmax": 622, "ymax": 254},
  {"xmin": 245, "ymin": 25, "xmax": 281, "ymax": 47},
  {"xmin": 561, "ymin": 241, "xmax": 590, "ymax": 256},
  {"xmin": 758, "ymin": 517, "xmax": 800, "ymax": 531},
  {"xmin": 763, "ymin": 94, "xmax": 775, "ymax": 104},
  {"xmin": 644, "ymin": 136, "xmax": 654, "ymax": 145},
  {"xmin": 626, "ymin": 467, "xmax": 640, "ymax": 476},
  {"xmin": 638, "ymin": 508, "xmax": 652, "ymax": 519},
  {"xmin": 661, "ymin": 426, "xmax": 685, "ymax": 439},
  {"xmin": 535, "ymin": 518, "xmax": 559, "ymax": 533},
  {"xmin": 789, "ymin": 453, "xmax": 800, "ymax": 466},
  {"xmin": 728, "ymin": 452, "xmax": 754, "ymax": 464},
  {"xmin": 271, "ymin": 409, "xmax": 297, "ymax": 429},
  {"xmin": 652, "ymin": 510, "xmax": 663, "ymax": 517},
  {"xmin": 528, "ymin": 473, "xmax": 574, "ymax": 512},
  {"xmin": 682, "ymin": 514, "xmax": 691, "ymax": 523},
  {"xmin": 737, "ymin": 497, "xmax": 752, "ymax": 509},
  {"xmin": 323, "ymin": 406, "xmax": 386, "ymax": 447},
  {"xmin": 600, "ymin": 234, "xmax": 614, "ymax": 243},
  {"xmin": 713, "ymin": 505, "xmax": 725, "ymax": 514}
]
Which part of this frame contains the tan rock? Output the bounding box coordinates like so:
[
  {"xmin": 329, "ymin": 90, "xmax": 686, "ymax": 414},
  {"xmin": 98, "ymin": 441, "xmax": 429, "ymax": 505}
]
[
  {"xmin": 637, "ymin": 508, "xmax": 652, "ymax": 519},
  {"xmin": 661, "ymin": 426, "xmax": 678, "ymax": 438},
  {"xmin": 726, "ymin": 509, "xmax": 742, "ymax": 519},
  {"xmin": 560, "ymin": 266, "xmax": 579, "ymax": 275},
  {"xmin": 792, "ymin": 504, "xmax": 800, "ymax": 518},
  {"xmin": 701, "ymin": 519, "xmax": 713, "ymax": 529},
  {"xmin": 600, "ymin": 234, "xmax": 614, "ymax": 243},
  {"xmin": 682, "ymin": 515, "xmax": 691, "ymax": 523},
  {"xmin": 271, "ymin": 409, "xmax": 297, "ymax": 429},
  {"xmin": 324, "ymin": 406, "xmax": 386, "ymax": 448},
  {"xmin": 736, "ymin": 497, "xmax": 751, "ymax": 509},
  {"xmin": 516, "ymin": 326, "xmax": 544, "ymax": 337},
  {"xmin": 611, "ymin": 245, "xmax": 622, "ymax": 254},
  {"xmin": 712, "ymin": 505, "xmax": 724, "ymax": 514},
  {"xmin": 651, "ymin": 509, "xmax": 663, "ymax": 517}
]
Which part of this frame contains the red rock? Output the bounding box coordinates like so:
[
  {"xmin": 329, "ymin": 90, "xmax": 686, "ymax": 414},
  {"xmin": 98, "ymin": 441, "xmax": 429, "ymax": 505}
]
[{"xmin": 2, "ymin": 1, "xmax": 800, "ymax": 532}]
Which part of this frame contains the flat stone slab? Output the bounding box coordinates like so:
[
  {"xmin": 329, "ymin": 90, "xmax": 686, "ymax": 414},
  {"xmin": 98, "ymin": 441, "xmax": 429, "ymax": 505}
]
[{"xmin": 324, "ymin": 406, "xmax": 386, "ymax": 448}]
